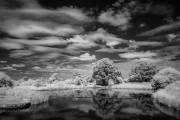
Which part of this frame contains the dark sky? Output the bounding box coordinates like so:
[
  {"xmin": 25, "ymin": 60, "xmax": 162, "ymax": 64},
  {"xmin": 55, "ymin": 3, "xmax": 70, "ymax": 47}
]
[{"xmin": 0, "ymin": 0, "xmax": 180, "ymax": 78}]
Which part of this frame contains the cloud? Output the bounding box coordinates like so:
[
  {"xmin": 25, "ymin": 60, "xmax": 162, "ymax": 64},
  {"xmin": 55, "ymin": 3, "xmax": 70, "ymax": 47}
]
[
  {"xmin": 0, "ymin": 41, "xmax": 23, "ymax": 50},
  {"xmin": 85, "ymin": 28, "xmax": 127, "ymax": 45},
  {"xmin": 139, "ymin": 23, "xmax": 145, "ymax": 27},
  {"xmin": 133, "ymin": 58, "xmax": 162, "ymax": 63},
  {"xmin": 46, "ymin": 66, "xmax": 53, "ymax": 69},
  {"xmin": 32, "ymin": 66, "xmax": 40, "ymax": 69},
  {"xmin": 5, "ymin": 21, "xmax": 84, "ymax": 38},
  {"xmin": 96, "ymin": 48, "xmax": 130, "ymax": 53},
  {"xmin": 98, "ymin": 9, "xmax": 131, "ymax": 30},
  {"xmin": 106, "ymin": 41, "xmax": 120, "ymax": 47},
  {"xmin": 129, "ymin": 40, "xmax": 165, "ymax": 47},
  {"xmin": 10, "ymin": 50, "xmax": 34, "ymax": 58},
  {"xmin": 70, "ymin": 53, "xmax": 96, "ymax": 61},
  {"xmin": 145, "ymin": 3, "xmax": 174, "ymax": 16},
  {"xmin": 0, "ymin": 7, "xmax": 92, "ymax": 27},
  {"xmin": 67, "ymin": 35, "xmax": 89, "ymax": 44},
  {"xmin": 13, "ymin": 38, "xmax": 66, "ymax": 46},
  {"xmin": 12, "ymin": 64, "xmax": 26, "ymax": 67},
  {"xmin": 126, "ymin": 1, "xmax": 174, "ymax": 16},
  {"xmin": 137, "ymin": 22, "xmax": 180, "ymax": 37},
  {"xmin": 154, "ymin": 45, "xmax": 180, "ymax": 61},
  {"xmin": 0, "ymin": 66, "xmax": 17, "ymax": 70},
  {"xmin": 119, "ymin": 51, "xmax": 157, "ymax": 59},
  {"xmin": 0, "ymin": 61, "xmax": 7, "ymax": 63}
]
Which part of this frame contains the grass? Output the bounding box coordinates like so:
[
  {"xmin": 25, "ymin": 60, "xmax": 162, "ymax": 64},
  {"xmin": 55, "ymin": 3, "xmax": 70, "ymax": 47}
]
[
  {"xmin": 16, "ymin": 82, "xmax": 153, "ymax": 91},
  {"xmin": 111, "ymin": 82, "xmax": 152, "ymax": 90},
  {"xmin": 0, "ymin": 87, "xmax": 49, "ymax": 108},
  {"xmin": 0, "ymin": 95, "xmax": 30, "ymax": 110},
  {"xmin": 153, "ymin": 81, "xmax": 180, "ymax": 109}
]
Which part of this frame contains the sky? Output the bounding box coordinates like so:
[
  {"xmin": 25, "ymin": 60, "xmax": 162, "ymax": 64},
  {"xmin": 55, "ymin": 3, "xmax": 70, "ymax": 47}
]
[{"xmin": 0, "ymin": 0, "xmax": 180, "ymax": 79}]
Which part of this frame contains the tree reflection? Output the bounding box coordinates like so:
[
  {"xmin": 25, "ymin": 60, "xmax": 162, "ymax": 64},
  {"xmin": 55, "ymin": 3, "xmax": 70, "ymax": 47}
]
[
  {"xmin": 129, "ymin": 93, "xmax": 159, "ymax": 116},
  {"xmin": 92, "ymin": 90, "xmax": 122, "ymax": 119}
]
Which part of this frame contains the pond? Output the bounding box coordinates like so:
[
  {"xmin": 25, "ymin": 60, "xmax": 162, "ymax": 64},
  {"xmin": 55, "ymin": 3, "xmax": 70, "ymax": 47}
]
[{"xmin": 0, "ymin": 89, "xmax": 180, "ymax": 120}]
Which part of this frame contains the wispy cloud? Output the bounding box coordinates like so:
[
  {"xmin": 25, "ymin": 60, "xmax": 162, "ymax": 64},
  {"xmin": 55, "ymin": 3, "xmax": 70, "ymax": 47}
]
[
  {"xmin": 0, "ymin": 61, "xmax": 7, "ymax": 63},
  {"xmin": 133, "ymin": 58, "xmax": 162, "ymax": 63},
  {"xmin": 98, "ymin": 9, "xmax": 131, "ymax": 30},
  {"xmin": 5, "ymin": 21, "xmax": 84, "ymax": 38},
  {"xmin": 12, "ymin": 64, "xmax": 26, "ymax": 67},
  {"xmin": 137, "ymin": 22, "xmax": 180, "ymax": 37},
  {"xmin": 0, "ymin": 66, "xmax": 17, "ymax": 70},
  {"xmin": 119, "ymin": 51, "xmax": 157, "ymax": 59},
  {"xmin": 96, "ymin": 48, "xmax": 130, "ymax": 53}
]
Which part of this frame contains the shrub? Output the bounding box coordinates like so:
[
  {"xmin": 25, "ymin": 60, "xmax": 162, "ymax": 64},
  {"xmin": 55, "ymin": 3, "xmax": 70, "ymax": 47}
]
[
  {"xmin": 48, "ymin": 73, "xmax": 62, "ymax": 83},
  {"xmin": 84, "ymin": 76, "xmax": 94, "ymax": 83},
  {"xmin": 64, "ymin": 79, "xmax": 74, "ymax": 85},
  {"xmin": 151, "ymin": 67, "xmax": 180, "ymax": 90},
  {"xmin": 20, "ymin": 79, "xmax": 46, "ymax": 87},
  {"xmin": 92, "ymin": 58, "xmax": 123, "ymax": 86},
  {"xmin": 129, "ymin": 62, "xmax": 159, "ymax": 82},
  {"xmin": 74, "ymin": 77, "xmax": 82, "ymax": 86},
  {"xmin": 0, "ymin": 72, "xmax": 14, "ymax": 88},
  {"xmin": 72, "ymin": 72, "xmax": 81, "ymax": 78}
]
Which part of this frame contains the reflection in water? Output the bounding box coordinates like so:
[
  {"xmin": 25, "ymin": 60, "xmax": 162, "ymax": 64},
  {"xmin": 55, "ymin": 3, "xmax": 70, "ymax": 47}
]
[
  {"xmin": 1, "ymin": 90, "xmax": 180, "ymax": 120},
  {"xmin": 0, "ymin": 102, "xmax": 48, "ymax": 113},
  {"xmin": 92, "ymin": 90, "xmax": 122, "ymax": 118},
  {"xmin": 20, "ymin": 102, "xmax": 49, "ymax": 113},
  {"xmin": 154, "ymin": 99, "xmax": 180, "ymax": 119},
  {"xmin": 129, "ymin": 93, "xmax": 159, "ymax": 116}
]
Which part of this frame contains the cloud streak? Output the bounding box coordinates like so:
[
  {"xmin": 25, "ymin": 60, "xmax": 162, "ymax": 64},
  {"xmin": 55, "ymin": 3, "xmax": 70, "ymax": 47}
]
[{"xmin": 119, "ymin": 51, "xmax": 157, "ymax": 59}]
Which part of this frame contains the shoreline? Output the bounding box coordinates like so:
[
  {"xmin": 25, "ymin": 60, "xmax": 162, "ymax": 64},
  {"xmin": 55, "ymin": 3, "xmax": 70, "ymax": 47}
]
[
  {"xmin": 16, "ymin": 82, "xmax": 153, "ymax": 91},
  {"xmin": 152, "ymin": 81, "xmax": 180, "ymax": 111}
]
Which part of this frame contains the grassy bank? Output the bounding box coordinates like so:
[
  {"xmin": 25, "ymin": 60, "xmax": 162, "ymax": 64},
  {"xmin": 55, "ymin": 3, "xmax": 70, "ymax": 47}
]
[
  {"xmin": 0, "ymin": 95, "xmax": 30, "ymax": 110},
  {"xmin": 153, "ymin": 81, "xmax": 180, "ymax": 109},
  {"xmin": 0, "ymin": 87, "xmax": 49, "ymax": 110},
  {"xmin": 17, "ymin": 82, "xmax": 153, "ymax": 91},
  {"xmin": 111, "ymin": 83, "xmax": 152, "ymax": 90}
]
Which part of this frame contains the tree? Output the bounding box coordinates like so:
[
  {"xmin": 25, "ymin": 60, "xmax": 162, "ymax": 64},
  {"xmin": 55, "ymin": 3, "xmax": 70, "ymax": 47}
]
[
  {"xmin": 0, "ymin": 72, "xmax": 14, "ymax": 88},
  {"xmin": 92, "ymin": 58, "xmax": 123, "ymax": 86},
  {"xmin": 151, "ymin": 67, "xmax": 180, "ymax": 90},
  {"xmin": 129, "ymin": 62, "xmax": 159, "ymax": 82}
]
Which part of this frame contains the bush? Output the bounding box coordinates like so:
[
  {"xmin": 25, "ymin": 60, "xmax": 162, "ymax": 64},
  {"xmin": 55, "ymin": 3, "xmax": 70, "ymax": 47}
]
[
  {"xmin": 129, "ymin": 62, "xmax": 159, "ymax": 82},
  {"xmin": 72, "ymin": 72, "xmax": 81, "ymax": 78},
  {"xmin": 74, "ymin": 77, "xmax": 82, "ymax": 86},
  {"xmin": 84, "ymin": 76, "xmax": 94, "ymax": 83},
  {"xmin": 20, "ymin": 79, "xmax": 46, "ymax": 87},
  {"xmin": 48, "ymin": 73, "xmax": 62, "ymax": 83},
  {"xmin": 92, "ymin": 58, "xmax": 123, "ymax": 86},
  {"xmin": 0, "ymin": 72, "xmax": 14, "ymax": 88},
  {"xmin": 64, "ymin": 79, "xmax": 74, "ymax": 85},
  {"xmin": 151, "ymin": 67, "xmax": 180, "ymax": 90}
]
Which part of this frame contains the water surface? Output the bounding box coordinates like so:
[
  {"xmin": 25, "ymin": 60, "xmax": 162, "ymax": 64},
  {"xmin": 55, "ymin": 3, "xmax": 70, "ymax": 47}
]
[{"xmin": 0, "ymin": 89, "xmax": 179, "ymax": 120}]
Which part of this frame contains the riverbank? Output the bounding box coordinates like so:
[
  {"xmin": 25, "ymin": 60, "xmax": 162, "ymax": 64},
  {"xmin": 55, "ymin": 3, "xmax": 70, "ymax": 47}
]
[
  {"xmin": 153, "ymin": 81, "xmax": 180, "ymax": 109},
  {"xmin": 0, "ymin": 82, "xmax": 152, "ymax": 110},
  {"xmin": 15, "ymin": 82, "xmax": 152, "ymax": 91},
  {"xmin": 0, "ymin": 87, "xmax": 49, "ymax": 110}
]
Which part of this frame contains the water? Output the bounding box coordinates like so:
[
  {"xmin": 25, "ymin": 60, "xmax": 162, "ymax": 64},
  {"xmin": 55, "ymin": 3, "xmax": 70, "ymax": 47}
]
[{"xmin": 0, "ymin": 89, "xmax": 180, "ymax": 120}]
